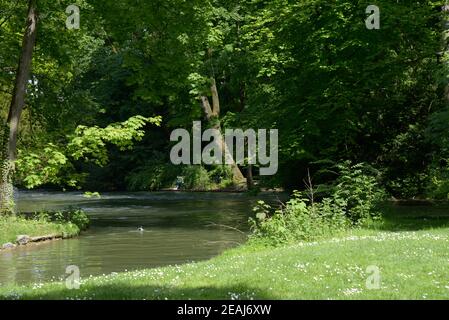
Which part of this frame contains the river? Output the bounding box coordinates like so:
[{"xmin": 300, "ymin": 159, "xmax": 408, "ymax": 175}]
[{"xmin": 0, "ymin": 191, "xmax": 285, "ymax": 286}]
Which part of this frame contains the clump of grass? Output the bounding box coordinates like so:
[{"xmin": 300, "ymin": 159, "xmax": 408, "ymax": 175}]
[{"xmin": 0, "ymin": 209, "xmax": 89, "ymax": 245}]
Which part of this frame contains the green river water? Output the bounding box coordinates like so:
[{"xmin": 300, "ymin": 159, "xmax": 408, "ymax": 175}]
[{"xmin": 0, "ymin": 191, "xmax": 285, "ymax": 286}]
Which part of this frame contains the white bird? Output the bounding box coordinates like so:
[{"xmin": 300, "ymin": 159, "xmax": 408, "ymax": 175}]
[{"xmin": 138, "ymin": 227, "xmax": 144, "ymax": 232}]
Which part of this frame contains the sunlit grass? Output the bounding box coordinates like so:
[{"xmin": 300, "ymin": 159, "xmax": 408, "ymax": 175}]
[
  {"xmin": 0, "ymin": 215, "xmax": 80, "ymax": 245},
  {"xmin": 1, "ymin": 223, "xmax": 448, "ymax": 300}
]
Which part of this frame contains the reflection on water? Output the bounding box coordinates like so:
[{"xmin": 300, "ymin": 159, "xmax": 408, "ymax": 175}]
[{"xmin": 0, "ymin": 191, "xmax": 286, "ymax": 286}]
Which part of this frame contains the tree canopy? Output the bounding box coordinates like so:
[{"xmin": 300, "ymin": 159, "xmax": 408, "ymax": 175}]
[{"xmin": 0, "ymin": 0, "xmax": 448, "ymax": 200}]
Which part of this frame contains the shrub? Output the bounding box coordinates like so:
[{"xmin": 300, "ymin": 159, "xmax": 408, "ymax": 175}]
[
  {"xmin": 209, "ymin": 165, "xmax": 233, "ymax": 184},
  {"xmin": 32, "ymin": 208, "xmax": 90, "ymax": 231},
  {"xmin": 386, "ymin": 174, "xmax": 428, "ymax": 199},
  {"xmin": 426, "ymin": 162, "xmax": 449, "ymax": 200},
  {"xmin": 65, "ymin": 208, "xmax": 90, "ymax": 230},
  {"xmin": 126, "ymin": 162, "xmax": 181, "ymax": 191},
  {"xmin": 330, "ymin": 162, "xmax": 386, "ymax": 225},
  {"xmin": 249, "ymin": 192, "xmax": 349, "ymax": 246},
  {"xmin": 249, "ymin": 162, "xmax": 386, "ymax": 245},
  {"xmin": 127, "ymin": 163, "xmax": 237, "ymax": 191},
  {"xmin": 182, "ymin": 165, "xmax": 212, "ymax": 191}
]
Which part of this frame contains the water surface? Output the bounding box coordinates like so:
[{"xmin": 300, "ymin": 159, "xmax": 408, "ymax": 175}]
[{"xmin": 0, "ymin": 191, "xmax": 285, "ymax": 286}]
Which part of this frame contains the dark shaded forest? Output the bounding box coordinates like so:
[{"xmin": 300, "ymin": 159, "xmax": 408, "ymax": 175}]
[{"xmin": 1, "ymin": 0, "xmax": 448, "ymax": 203}]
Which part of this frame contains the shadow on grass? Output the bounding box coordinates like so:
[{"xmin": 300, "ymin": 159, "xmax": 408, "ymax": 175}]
[
  {"xmin": 377, "ymin": 202, "xmax": 449, "ymax": 232},
  {"xmin": 2, "ymin": 283, "xmax": 276, "ymax": 300}
]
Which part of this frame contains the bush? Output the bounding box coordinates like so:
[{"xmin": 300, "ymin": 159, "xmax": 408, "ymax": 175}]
[
  {"xmin": 127, "ymin": 163, "xmax": 238, "ymax": 191},
  {"xmin": 386, "ymin": 174, "xmax": 428, "ymax": 199},
  {"xmin": 64, "ymin": 208, "xmax": 90, "ymax": 230},
  {"xmin": 32, "ymin": 208, "xmax": 90, "ymax": 231},
  {"xmin": 126, "ymin": 162, "xmax": 181, "ymax": 191},
  {"xmin": 209, "ymin": 165, "xmax": 233, "ymax": 184},
  {"xmin": 249, "ymin": 162, "xmax": 386, "ymax": 246},
  {"xmin": 249, "ymin": 192, "xmax": 349, "ymax": 246},
  {"xmin": 330, "ymin": 162, "xmax": 386, "ymax": 225},
  {"xmin": 426, "ymin": 162, "xmax": 449, "ymax": 200},
  {"xmin": 182, "ymin": 165, "xmax": 213, "ymax": 191}
]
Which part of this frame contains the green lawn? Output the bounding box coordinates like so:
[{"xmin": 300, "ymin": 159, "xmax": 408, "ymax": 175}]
[
  {"xmin": 0, "ymin": 216, "xmax": 80, "ymax": 245},
  {"xmin": 1, "ymin": 207, "xmax": 449, "ymax": 300}
]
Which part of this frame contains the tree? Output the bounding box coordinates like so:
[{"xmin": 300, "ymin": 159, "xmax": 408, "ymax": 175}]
[
  {"xmin": 200, "ymin": 76, "xmax": 245, "ymax": 182},
  {"xmin": 0, "ymin": 0, "xmax": 37, "ymax": 214},
  {"xmin": 1, "ymin": 0, "xmax": 445, "ymax": 196}
]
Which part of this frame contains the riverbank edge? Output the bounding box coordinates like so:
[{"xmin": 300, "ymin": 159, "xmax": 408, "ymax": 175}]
[
  {"xmin": 0, "ymin": 211, "xmax": 89, "ymax": 251},
  {"xmin": 0, "ymin": 232, "xmax": 78, "ymax": 252}
]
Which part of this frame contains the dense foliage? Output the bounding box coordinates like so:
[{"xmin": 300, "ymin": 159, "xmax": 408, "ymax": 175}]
[
  {"xmin": 0, "ymin": 208, "xmax": 89, "ymax": 244},
  {"xmin": 250, "ymin": 161, "xmax": 385, "ymax": 245},
  {"xmin": 0, "ymin": 0, "xmax": 448, "ymax": 198},
  {"xmin": 30, "ymin": 208, "xmax": 90, "ymax": 231}
]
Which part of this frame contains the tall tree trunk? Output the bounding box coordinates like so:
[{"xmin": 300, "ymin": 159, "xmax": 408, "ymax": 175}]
[
  {"xmin": 200, "ymin": 77, "xmax": 245, "ymax": 183},
  {"xmin": 0, "ymin": 0, "xmax": 38, "ymax": 214}
]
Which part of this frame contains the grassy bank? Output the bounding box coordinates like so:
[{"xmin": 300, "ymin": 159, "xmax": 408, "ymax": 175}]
[
  {"xmin": 1, "ymin": 210, "xmax": 448, "ymax": 300},
  {"xmin": 0, "ymin": 210, "xmax": 89, "ymax": 245}
]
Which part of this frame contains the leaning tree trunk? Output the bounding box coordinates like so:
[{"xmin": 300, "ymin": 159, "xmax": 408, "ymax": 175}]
[
  {"xmin": 200, "ymin": 77, "xmax": 245, "ymax": 183},
  {"xmin": 0, "ymin": 0, "xmax": 38, "ymax": 215}
]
